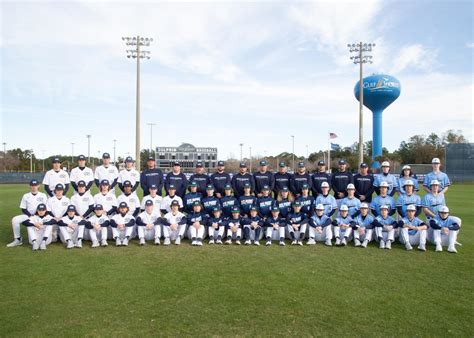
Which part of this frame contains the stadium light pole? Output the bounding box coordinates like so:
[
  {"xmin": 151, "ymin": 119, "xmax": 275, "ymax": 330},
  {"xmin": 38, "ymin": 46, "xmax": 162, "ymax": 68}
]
[
  {"xmin": 239, "ymin": 143, "xmax": 243, "ymax": 161},
  {"xmin": 113, "ymin": 139, "xmax": 117, "ymax": 165},
  {"xmin": 122, "ymin": 36, "xmax": 153, "ymax": 171},
  {"xmin": 348, "ymin": 42, "xmax": 375, "ymax": 166},
  {"xmin": 2, "ymin": 142, "xmax": 6, "ymax": 172},
  {"xmin": 249, "ymin": 146, "xmax": 252, "ymax": 172},
  {"xmin": 86, "ymin": 135, "xmax": 91, "ymax": 163},
  {"xmin": 30, "ymin": 150, "xmax": 33, "ymax": 173},
  {"xmin": 71, "ymin": 143, "xmax": 74, "ymax": 167},
  {"xmin": 147, "ymin": 122, "xmax": 156, "ymax": 157},
  {"xmin": 291, "ymin": 135, "xmax": 295, "ymax": 172},
  {"xmin": 306, "ymin": 145, "xmax": 309, "ymax": 160}
]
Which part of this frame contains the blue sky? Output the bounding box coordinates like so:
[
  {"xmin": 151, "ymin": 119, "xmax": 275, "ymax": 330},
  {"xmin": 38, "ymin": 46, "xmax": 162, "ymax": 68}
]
[{"xmin": 1, "ymin": 0, "xmax": 472, "ymax": 160}]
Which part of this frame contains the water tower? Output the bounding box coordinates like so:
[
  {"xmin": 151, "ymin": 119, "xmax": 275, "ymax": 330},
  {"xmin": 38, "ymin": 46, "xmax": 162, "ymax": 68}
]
[{"xmin": 354, "ymin": 74, "xmax": 401, "ymax": 168}]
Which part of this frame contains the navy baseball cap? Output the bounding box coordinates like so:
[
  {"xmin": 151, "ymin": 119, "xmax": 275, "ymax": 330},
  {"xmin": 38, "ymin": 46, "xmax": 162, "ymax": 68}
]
[
  {"xmin": 271, "ymin": 206, "xmax": 280, "ymax": 212},
  {"xmin": 169, "ymin": 184, "xmax": 176, "ymax": 190},
  {"xmin": 279, "ymin": 162, "xmax": 286, "ymax": 168},
  {"xmin": 67, "ymin": 205, "xmax": 76, "ymax": 212},
  {"xmin": 239, "ymin": 162, "xmax": 247, "ymax": 168},
  {"xmin": 145, "ymin": 200, "xmax": 154, "ymax": 206},
  {"xmin": 52, "ymin": 157, "xmax": 61, "ymax": 163},
  {"xmin": 224, "ymin": 184, "xmax": 232, "ymax": 190},
  {"xmin": 231, "ymin": 206, "xmax": 240, "ymax": 213},
  {"xmin": 206, "ymin": 184, "xmax": 215, "ymax": 190},
  {"xmin": 189, "ymin": 181, "xmax": 197, "ymax": 187},
  {"xmin": 100, "ymin": 179, "xmax": 110, "ymax": 185},
  {"xmin": 212, "ymin": 206, "xmax": 221, "ymax": 212},
  {"xmin": 170, "ymin": 200, "xmax": 180, "ymax": 207},
  {"xmin": 293, "ymin": 201, "xmax": 302, "ymax": 207},
  {"xmin": 30, "ymin": 179, "xmax": 39, "ymax": 186},
  {"xmin": 192, "ymin": 201, "xmax": 201, "ymax": 207},
  {"xmin": 102, "ymin": 152, "xmax": 111, "ymax": 159},
  {"xmin": 302, "ymin": 183, "xmax": 309, "ymax": 189},
  {"xmin": 149, "ymin": 184, "xmax": 158, "ymax": 190},
  {"xmin": 123, "ymin": 180, "xmax": 132, "ymax": 187},
  {"xmin": 262, "ymin": 185, "xmax": 270, "ymax": 191},
  {"xmin": 249, "ymin": 206, "xmax": 258, "ymax": 212},
  {"xmin": 217, "ymin": 161, "xmax": 225, "ymax": 166},
  {"xmin": 243, "ymin": 183, "xmax": 251, "ymax": 188},
  {"xmin": 94, "ymin": 204, "xmax": 104, "ymax": 210},
  {"xmin": 259, "ymin": 160, "xmax": 267, "ymax": 166},
  {"xmin": 147, "ymin": 156, "xmax": 155, "ymax": 161},
  {"xmin": 125, "ymin": 156, "xmax": 134, "ymax": 163},
  {"xmin": 338, "ymin": 159, "xmax": 347, "ymax": 165},
  {"xmin": 297, "ymin": 162, "xmax": 305, "ymax": 168},
  {"xmin": 37, "ymin": 203, "xmax": 47, "ymax": 211},
  {"xmin": 78, "ymin": 155, "xmax": 86, "ymax": 161},
  {"xmin": 77, "ymin": 180, "xmax": 86, "ymax": 187},
  {"xmin": 317, "ymin": 160, "xmax": 326, "ymax": 166},
  {"xmin": 54, "ymin": 183, "xmax": 64, "ymax": 190},
  {"xmin": 196, "ymin": 162, "xmax": 203, "ymax": 168},
  {"xmin": 118, "ymin": 202, "xmax": 128, "ymax": 208},
  {"xmin": 360, "ymin": 162, "xmax": 369, "ymax": 168},
  {"xmin": 281, "ymin": 186, "xmax": 289, "ymax": 192},
  {"xmin": 173, "ymin": 161, "xmax": 181, "ymax": 166}
]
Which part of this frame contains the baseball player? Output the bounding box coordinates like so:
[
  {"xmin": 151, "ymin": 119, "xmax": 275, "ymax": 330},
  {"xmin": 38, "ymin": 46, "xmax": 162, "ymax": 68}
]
[
  {"xmin": 428, "ymin": 206, "xmax": 461, "ymax": 253},
  {"xmin": 311, "ymin": 160, "xmax": 331, "ymax": 198},
  {"xmin": 136, "ymin": 200, "xmax": 162, "ymax": 245},
  {"xmin": 423, "ymin": 157, "xmax": 451, "ymax": 194},
  {"xmin": 21, "ymin": 203, "xmax": 56, "ymax": 251},
  {"xmin": 396, "ymin": 180, "xmax": 421, "ymax": 218},
  {"xmin": 373, "ymin": 161, "xmax": 397, "ymax": 196},
  {"xmin": 256, "ymin": 185, "xmax": 274, "ymax": 219},
  {"xmin": 275, "ymin": 186, "xmax": 293, "ymax": 218},
  {"xmin": 58, "ymin": 205, "xmax": 87, "ymax": 249},
  {"xmin": 186, "ymin": 201, "xmax": 208, "ymax": 246},
  {"xmin": 399, "ymin": 204, "xmax": 428, "ymax": 251},
  {"xmin": 297, "ymin": 183, "xmax": 315, "ymax": 217},
  {"xmin": 253, "ymin": 160, "xmax": 274, "ymax": 197},
  {"xmin": 140, "ymin": 156, "xmax": 164, "ymax": 197},
  {"xmin": 210, "ymin": 161, "xmax": 231, "ymax": 198},
  {"xmin": 286, "ymin": 201, "xmax": 308, "ymax": 245},
  {"xmin": 290, "ymin": 161, "xmax": 312, "ymax": 196},
  {"xmin": 189, "ymin": 161, "xmax": 211, "ymax": 195},
  {"xmin": 243, "ymin": 206, "xmax": 264, "ymax": 245},
  {"xmin": 340, "ymin": 184, "xmax": 361, "ymax": 218},
  {"xmin": 308, "ymin": 204, "xmax": 333, "ymax": 246},
  {"xmin": 373, "ymin": 205, "xmax": 398, "ymax": 249},
  {"xmin": 315, "ymin": 182, "xmax": 338, "ymax": 217},
  {"xmin": 370, "ymin": 182, "xmax": 396, "ymax": 217},
  {"xmin": 70, "ymin": 155, "xmax": 94, "ymax": 194},
  {"xmin": 220, "ymin": 184, "xmax": 239, "ymax": 219},
  {"xmin": 7, "ymin": 179, "xmax": 47, "ymax": 248},
  {"xmin": 224, "ymin": 207, "xmax": 243, "ymax": 245},
  {"xmin": 94, "ymin": 152, "xmax": 119, "ymax": 192},
  {"xmin": 330, "ymin": 160, "xmax": 353, "ymax": 204},
  {"xmin": 161, "ymin": 185, "xmax": 184, "ymax": 214},
  {"xmin": 161, "ymin": 200, "xmax": 187, "ymax": 245},
  {"xmin": 231, "ymin": 162, "xmax": 255, "ymax": 198},
  {"xmin": 70, "ymin": 181, "xmax": 95, "ymax": 220},
  {"xmin": 331, "ymin": 205, "xmax": 355, "ymax": 246},
  {"xmin": 397, "ymin": 165, "xmax": 419, "ymax": 194},
  {"xmin": 118, "ymin": 156, "xmax": 140, "ymax": 193},
  {"xmin": 110, "ymin": 201, "xmax": 136, "ymax": 246},
  {"xmin": 183, "ymin": 182, "xmax": 203, "ymax": 213},
  {"xmin": 84, "ymin": 204, "xmax": 110, "ymax": 247},
  {"xmin": 165, "ymin": 161, "xmax": 188, "ymax": 198},
  {"xmin": 141, "ymin": 184, "xmax": 163, "ymax": 212},
  {"xmin": 117, "ymin": 181, "xmax": 140, "ymax": 217},
  {"xmin": 264, "ymin": 206, "xmax": 286, "ymax": 246},
  {"xmin": 353, "ymin": 203, "xmax": 376, "ymax": 248},
  {"xmin": 202, "ymin": 185, "xmax": 221, "ymax": 216},
  {"xmin": 46, "ymin": 183, "xmax": 71, "ymax": 241},
  {"xmin": 93, "ymin": 180, "xmax": 118, "ymax": 216},
  {"xmin": 43, "ymin": 157, "xmax": 70, "ymax": 197},
  {"xmin": 353, "ymin": 163, "xmax": 375, "ymax": 203},
  {"xmin": 208, "ymin": 207, "xmax": 225, "ymax": 244},
  {"xmin": 273, "ymin": 162, "xmax": 293, "ymax": 196},
  {"xmin": 422, "ymin": 180, "xmax": 446, "ymax": 219},
  {"xmin": 238, "ymin": 183, "xmax": 257, "ymax": 217}
]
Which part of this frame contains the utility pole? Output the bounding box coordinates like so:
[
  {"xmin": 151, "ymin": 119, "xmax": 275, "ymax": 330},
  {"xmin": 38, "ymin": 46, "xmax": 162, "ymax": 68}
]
[
  {"xmin": 291, "ymin": 135, "xmax": 295, "ymax": 172},
  {"xmin": 348, "ymin": 42, "xmax": 374, "ymax": 166},
  {"xmin": 249, "ymin": 147, "xmax": 252, "ymax": 172},
  {"xmin": 86, "ymin": 135, "xmax": 91, "ymax": 163},
  {"xmin": 239, "ymin": 143, "xmax": 243, "ymax": 161},
  {"xmin": 30, "ymin": 150, "xmax": 33, "ymax": 173},
  {"xmin": 147, "ymin": 122, "xmax": 156, "ymax": 158},
  {"xmin": 113, "ymin": 139, "xmax": 117, "ymax": 165},
  {"xmin": 122, "ymin": 36, "xmax": 153, "ymax": 171},
  {"xmin": 71, "ymin": 143, "xmax": 75, "ymax": 169},
  {"xmin": 306, "ymin": 145, "xmax": 309, "ymax": 160},
  {"xmin": 2, "ymin": 142, "xmax": 6, "ymax": 172}
]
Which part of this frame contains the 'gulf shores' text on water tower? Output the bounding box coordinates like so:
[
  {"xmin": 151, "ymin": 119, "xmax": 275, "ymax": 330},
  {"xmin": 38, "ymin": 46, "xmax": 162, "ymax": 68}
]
[{"xmin": 354, "ymin": 74, "xmax": 401, "ymax": 168}]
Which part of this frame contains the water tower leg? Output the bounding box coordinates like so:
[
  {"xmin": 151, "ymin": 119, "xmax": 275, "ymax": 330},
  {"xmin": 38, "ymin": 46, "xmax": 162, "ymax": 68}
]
[{"xmin": 372, "ymin": 110, "xmax": 383, "ymax": 169}]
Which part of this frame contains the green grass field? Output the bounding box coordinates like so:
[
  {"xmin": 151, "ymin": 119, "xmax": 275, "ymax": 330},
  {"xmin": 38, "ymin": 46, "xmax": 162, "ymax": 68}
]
[{"xmin": 1, "ymin": 183, "xmax": 473, "ymax": 336}]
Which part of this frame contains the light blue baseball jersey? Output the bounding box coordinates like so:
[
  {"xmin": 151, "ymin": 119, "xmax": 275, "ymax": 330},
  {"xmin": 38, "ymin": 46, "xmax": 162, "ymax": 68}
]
[
  {"xmin": 373, "ymin": 173, "xmax": 398, "ymax": 195},
  {"xmin": 396, "ymin": 193, "xmax": 422, "ymax": 217},
  {"xmin": 423, "ymin": 171, "xmax": 450, "ymax": 192},
  {"xmin": 340, "ymin": 196, "xmax": 361, "ymax": 217},
  {"xmin": 401, "ymin": 216, "xmax": 425, "ymax": 235},
  {"xmin": 421, "ymin": 193, "xmax": 446, "ymax": 215},
  {"xmin": 334, "ymin": 215, "xmax": 354, "ymax": 234},
  {"xmin": 315, "ymin": 194, "xmax": 338, "ymax": 216},
  {"xmin": 370, "ymin": 195, "xmax": 396, "ymax": 215},
  {"xmin": 375, "ymin": 215, "xmax": 396, "ymax": 227},
  {"xmin": 354, "ymin": 214, "xmax": 375, "ymax": 228},
  {"xmin": 431, "ymin": 215, "xmax": 459, "ymax": 230},
  {"xmin": 397, "ymin": 176, "xmax": 420, "ymax": 194}
]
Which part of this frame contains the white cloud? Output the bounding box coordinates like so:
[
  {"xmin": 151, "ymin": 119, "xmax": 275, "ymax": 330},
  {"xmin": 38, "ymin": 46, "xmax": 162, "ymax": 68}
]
[{"xmin": 390, "ymin": 44, "xmax": 439, "ymax": 74}]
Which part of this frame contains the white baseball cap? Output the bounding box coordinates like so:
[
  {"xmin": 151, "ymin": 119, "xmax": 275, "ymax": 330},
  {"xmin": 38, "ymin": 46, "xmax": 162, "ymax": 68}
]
[
  {"xmin": 340, "ymin": 205, "xmax": 349, "ymax": 211},
  {"xmin": 402, "ymin": 165, "xmax": 411, "ymax": 170},
  {"xmin": 379, "ymin": 181, "xmax": 389, "ymax": 188},
  {"xmin": 321, "ymin": 182, "xmax": 330, "ymax": 188},
  {"xmin": 315, "ymin": 204, "xmax": 325, "ymax": 210},
  {"xmin": 360, "ymin": 203, "xmax": 369, "ymax": 209},
  {"xmin": 430, "ymin": 179, "xmax": 440, "ymax": 186},
  {"xmin": 432, "ymin": 158, "xmax": 441, "ymax": 164},
  {"xmin": 403, "ymin": 179, "xmax": 414, "ymax": 186},
  {"xmin": 439, "ymin": 206, "xmax": 450, "ymax": 213},
  {"xmin": 380, "ymin": 205, "xmax": 389, "ymax": 210},
  {"xmin": 346, "ymin": 183, "xmax": 355, "ymax": 190},
  {"xmin": 381, "ymin": 161, "xmax": 390, "ymax": 167},
  {"xmin": 407, "ymin": 205, "xmax": 417, "ymax": 211}
]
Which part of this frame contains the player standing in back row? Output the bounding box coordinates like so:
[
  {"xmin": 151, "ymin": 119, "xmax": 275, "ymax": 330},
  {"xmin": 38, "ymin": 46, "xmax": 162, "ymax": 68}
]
[
  {"xmin": 42, "ymin": 157, "xmax": 70, "ymax": 197},
  {"xmin": 165, "ymin": 161, "xmax": 188, "ymax": 198},
  {"xmin": 70, "ymin": 155, "xmax": 94, "ymax": 194},
  {"xmin": 140, "ymin": 156, "xmax": 164, "ymax": 197},
  {"xmin": 94, "ymin": 152, "xmax": 119, "ymax": 193},
  {"xmin": 331, "ymin": 160, "xmax": 353, "ymax": 205},
  {"xmin": 210, "ymin": 161, "xmax": 231, "ymax": 198}
]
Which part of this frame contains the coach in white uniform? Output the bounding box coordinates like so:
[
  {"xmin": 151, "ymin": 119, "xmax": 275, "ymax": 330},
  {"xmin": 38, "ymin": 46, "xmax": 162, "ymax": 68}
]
[
  {"xmin": 94, "ymin": 152, "xmax": 119, "ymax": 193},
  {"xmin": 7, "ymin": 180, "xmax": 47, "ymax": 247},
  {"xmin": 118, "ymin": 156, "xmax": 140, "ymax": 194},
  {"xmin": 42, "ymin": 157, "xmax": 70, "ymax": 197},
  {"xmin": 70, "ymin": 155, "xmax": 94, "ymax": 194}
]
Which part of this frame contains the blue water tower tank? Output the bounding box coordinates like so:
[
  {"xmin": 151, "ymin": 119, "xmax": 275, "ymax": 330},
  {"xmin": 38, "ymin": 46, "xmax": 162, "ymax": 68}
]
[{"xmin": 354, "ymin": 74, "xmax": 401, "ymax": 168}]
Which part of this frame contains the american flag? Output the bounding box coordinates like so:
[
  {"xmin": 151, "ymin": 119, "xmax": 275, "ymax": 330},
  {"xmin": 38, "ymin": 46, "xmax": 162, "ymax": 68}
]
[{"xmin": 329, "ymin": 132, "xmax": 338, "ymax": 139}]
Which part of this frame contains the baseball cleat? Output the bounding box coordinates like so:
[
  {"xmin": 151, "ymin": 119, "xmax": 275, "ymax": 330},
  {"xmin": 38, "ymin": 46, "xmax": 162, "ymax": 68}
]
[
  {"xmin": 235, "ymin": 240, "xmax": 241, "ymax": 245},
  {"xmin": 122, "ymin": 238, "xmax": 129, "ymax": 246},
  {"xmin": 196, "ymin": 241, "xmax": 203, "ymax": 246},
  {"xmin": 175, "ymin": 237, "xmax": 181, "ymax": 245},
  {"xmin": 379, "ymin": 240, "xmax": 385, "ymax": 249},
  {"xmin": 335, "ymin": 238, "xmax": 341, "ymax": 246},
  {"xmin": 139, "ymin": 238, "xmax": 145, "ymax": 246},
  {"xmin": 354, "ymin": 239, "xmax": 361, "ymax": 247},
  {"xmin": 32, "ymin": 241, "xmax": 39, "ymax": 251},
  {"xmin": 67, "ymin": 240, "xmax": 75, "ymax": 249},
  {"xmin": 76, "ymin": 239, "xmax": 82, "ymax": 248},
  {"xmin": 254, "ymin": 241, "xmax": 260, "ymax": 246},
  {"xmin": 279, "ymin": 241, "xmax": 286, "ymax": 246},
  {"xmin": 91, "ymin": 240, "xmax": 100, "ymax": 248},
  {"xmin": 341, "ymin": 238, "xmax": 347, "ymax": 246},
  {"xmin": 115, "ymin": 238, "xmax": 122, "ymax": 246},
  {"xmin": 435, "ymin": 243, "xmax": 442, "ymax": 252},
  {"xmin": 417, "ymin": 244, "xmax": 426, "ymax": 252},
  {"xmin": 163, "ymin": 238, "xmax": 171, "ymax": 246},
  {"xmin": 208, "ymin": 239, "xmax": 215, "ymax": 245},
  {"xmin": 101, "ymin": 240, "xmax": 108, "ymax": 247},
  {"xmin": 216, "ymin": 239, "xmax": 223, "ymax": 244},
  {"xmin": 385, "ymin": 240, "xmax": 391, "ymax": 250},
  {"xmin": 361, "ymin": 240, "xmax": 369, "ymax": 248},
  {"xmin": 225, "ymin": 239, "xmax": 232, "ymax": 245},
  {"xmin": 244, "ymin": 240, "xmax": 251, "ymax": 245},
  {"xmin": 7, "ymin": 238, "xmax": 23, "ymax": 248},
  {"xmin": 154, "ymin": 238, "xmax": 161, "ymax": 245},
  {"xmin": 325, "ymin": 239, "xmax": 332, "ymax": 246},
  {"xmin": 297, "ymin": 240, "xmax": 303, "ymax": 246},
  {"xmin": 291, "ymin": 240, "xmax": 297, "ymax": 245},
  {"xmin": 447, "ymin": 246, "xmax": 457, "ymax": 253},
  {"xmin": 265, "ymin": 240, "xmax": 271, "ymax": 246},
  {"xmin": 307, "ymin": 238, "xmax": 316, "ymax": 245},
  {"xmin": 39, "ymin": 241, "xmax": 47, "ymax": 250},
  {"xmin": 191, "ymin": 240, "xmax": 197, "ymax": 246},
  {"xmin": 405, "ymin": 243, "xmax": 413, "ymax": 251}
]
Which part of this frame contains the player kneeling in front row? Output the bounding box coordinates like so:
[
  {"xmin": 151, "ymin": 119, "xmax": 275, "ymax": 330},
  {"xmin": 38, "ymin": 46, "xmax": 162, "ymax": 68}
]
[
  {"xmin": 85, "ymin": 204, "xmax": 110, "ymax": 247},
  {"xmin": 429, "ymin": 206, "xmax": 461, "ymax": 253},
  {"xmin": 136, "ymin": 200, "xmax": 162, "ymax": 246},
  {"xmin": 58, "ymin": 205, "xmax": 87, "ymax": 249},
  {"xmin": 264, "ymin": 206, "xmax": 286, "ymax": 246},
  {"xmin": 186, "ymin": 201, "xmax": 208, "ymax": 246},
  {"xmin": 110, "ymin": 202, "xmax": 136, "ymax": 246},
  {"xmin": 243, "ymin": 206, "xmax": 264, "ymax": 246},
  {"xmin": 373, "ymin": 205, "xmax": 398, "ymax": 250},
  {"xmin": 286, "ymin": 201, "xmax": 308, "ymax": 246},
  {"xmin": 225, "ymin": 207, "xmax": 243, "ymax": 245},
  {"xmin": 162, "ymin": 200, "xmax": 187, "ymax": 245},
  {"xmin": 332, "ymin": 205, "xmax": 355, "ymax": 246},
  {"xmin": 353, "ymin": 203, "xmax": 376, "ymax": 248},
  {"xmin": 208, "ymin": 207, "xmax": 225, "ymax": 244},
  {"xmin": 22, "ymin": 203, "xmax": 56, "ymax": 251},
  {"xmin": 308, "ymin": 204, "xmax": 333, "ymax": 246},
  {"xmin": 399, "ymin": 204, "xmax": 427, "ymax": 251}
]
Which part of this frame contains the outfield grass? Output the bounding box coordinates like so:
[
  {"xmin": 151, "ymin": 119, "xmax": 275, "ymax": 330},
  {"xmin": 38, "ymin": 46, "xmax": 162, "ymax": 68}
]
[{"xmin": 1, "ymin": 184, "xmax": 473, "ymax": 336}]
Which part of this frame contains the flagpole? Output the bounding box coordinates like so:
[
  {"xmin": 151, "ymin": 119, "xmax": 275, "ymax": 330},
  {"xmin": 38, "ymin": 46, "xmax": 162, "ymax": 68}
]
[{"xmin": 328, "ymin": 132, "xmax": 331, "ymax": 174}]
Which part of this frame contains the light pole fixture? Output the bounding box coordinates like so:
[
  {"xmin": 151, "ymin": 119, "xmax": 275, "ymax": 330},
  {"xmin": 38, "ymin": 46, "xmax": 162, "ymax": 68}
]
[
  {"xmin": 113, "ymin": 139, "xmax": 117, "ymax": 165},
  {"xmin": 291, "ymin": 135, "xmax": 295, "ymax": 172},
  {"xmin": 86, "ymin": 135, "xmax": 91, "ymax": 163},
  {"xmin": 2, "ymin": 142, "xmax": 6, "ymax": 172},
  {"xmin": 239, "ymin": 143, "xmax": 244, "ymax": 161}
]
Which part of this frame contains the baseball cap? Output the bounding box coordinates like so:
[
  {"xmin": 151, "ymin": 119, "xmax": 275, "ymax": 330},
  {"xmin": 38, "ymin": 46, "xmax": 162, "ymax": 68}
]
[
  {"xmin": 243, "ymin": 182, "xmax": 251, "ymax": 188},
  {"xmin": 100, "ymin": 179, "xmax": 110, "ymax": 185},
  {"xmin": 321, "ymin": 182, "xmax": 330, "ymax": 188},
  {"xmin": 249, "ymin": 206, "xmax": 258, "ymax": 212},
  {"xmin": 315, "ymin": 204, "xmax": 325, "ymax": 210},
  {"xmin": 239, "ymin": 162, "xmax": 247, "ymax": 168},
  {"xmin": 360, "ymin": 203, "xmax": 369, "ymax": 209},
  {"xmin": 77, "ymin": 155, "xmax": 86, "ymax": 161},
  {"xmin": 149, "ymin": 184, "xmax": 158, "ymax": 190},
  {"xmin": 37, "ymin": 204, "xmax": 47, "ymax": 211},
  {"xmin": 170, "ymin": 200, "xmax": 180, "ymax": 207},
  {"xmin": 231, "ymin": 206, "xmax": 240, "ymax": 213},
  {"xmin": 406, "ymin": 205, "xmax": 416, "ymax": 211},
  {"xmin": 259, "ymin": 160, "xmax": 267, "ymax": 166},
  {"xmin": 173, "ymin": 161, "xmax": 181, "ymax": 166},
  {"xmin": 317, "ymin": 160, "xmax": 325, "ymax": 166},
  {"xmin": 196, "ymin": 162, "xmax": 203, "ymax": 168},
  {"xmin": 94, "ymin": 204, "xmax": 104, "ymax": 210},
  {"xmin": 77, "ymin": 180, "xmax": 86, "ymax": 187},
  {"xmin": 212, "ymin": 206, "xmax": 221, "ymax": 212},
  {"xmin": 279, "ymin": 162, "xmax": 286, "ymax": 168},
  {"xmin": 147, "ymin": 156, "xmax": 155, "ymax": 161},
  {"xmin": 380, "ymin": 205, "xmax": 389, "ymax": 210},
  {"xmin": 192, "ymin": 200, "xmax": 202, "ymax": 207},
  {"xmin": 224, "ymin": 184, "xmax": 232, "ymax": 190},
  {"xmin": 340, "ymin": 205, "xmax": 349, "ymax": 211},
  {"xmin": 145, "ymin": 200, "xmax": 154, "ymax": 206},
  {"xmin": 346, "ymin": 183, "xmax": 355, "ymax": 190},
  {"xmin": 169, "ymin": 184, "xmax": 176, "ymax": 190},
  {"xmin": 52, "ymin": 157, "xmax": 61, "ymax": 163},
  {"xmin": 403, "ymin": 180, "xmax": 414, "ymax": 186},
  {"xmin": 54, "ymin": 183, "xmax": 64, "ymax": 190},
  {"xmin": 30, "ymin": 179, "xmax": 39, "ymax": 186},
  {"xmin": 206, "ymin": 184, "xmax": 215, "ymax": 190},
  {"xmin": 379, "ymin": 181, "xmax": 389, "ymax": 188},
  {"xmin": 118, "ymin": 202, "xmax": 128, "ymax": 208},
  {"xmin": 189, "ymin": 181, "xmax": 198, "ymax": 188},
  {"xmin": 439, "ymin": 206, "xmax": 449, "ymax": 213},
  {"xmin": 281, "ymin": 186, "xmax": 289, "ymax": 192},
  {"xmin": 125, "ymin": 156, "xmax": 134, "ymax": 163},
  {"xmin": 271, "ymin": 206, "xmax": 280, "ymax": 212},
  {"xmin": 293, "ymin": 201, "xmax": 302, "ymax": 207},
  {"xmin": 338, "ymin": 159, "xmax": 346, "ymax": 165},
  {"xmin": 360, "ymin": 162, "xmax": 368, "ymax": 168},
  {"xmin": 217, "ymin": 161, "xmax": 225, "ymax": 166},
  {"xmin": 432, "ymin": 158, "xmax": 441, "ymax": 164},
  {"xmin": 67, "ymin": 205, "xmax": 76, "ymax": 212},
  {"xmin": 262, "ymin": 185, "xmax": 270, "ymax": 191},
  {"xmin": 302, "ymin": 183, "xmax": 309, "ymax": 189},
  {"xmin": 430, "ymin": 180, "xmax": 440, "ymax": 186},
  {"xmin": 102, "ymin": 152, "xmax": 111, "ymax": 159},
  {"xmin": 123, "ymin": 180, "xmax": 132, "ymax": 187},
  {"xmin": 297, "ymin": 161, "xmax": 305, "ymax": 168},
  {"xmin": 402, "ymin": 165, "xmax": 411, "ymax": 170},
  {"xmin": 381, "ymin": 161, "xmax": 390, "ymax": 167}
]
